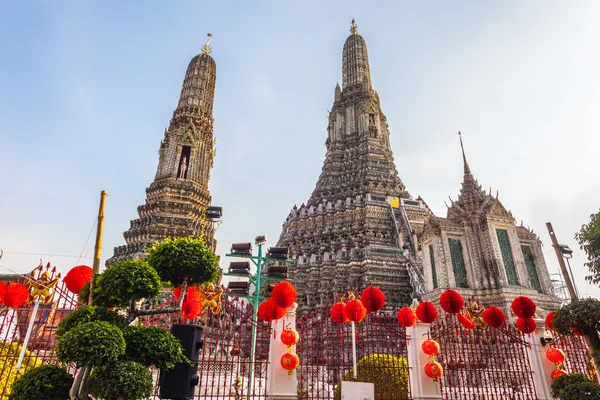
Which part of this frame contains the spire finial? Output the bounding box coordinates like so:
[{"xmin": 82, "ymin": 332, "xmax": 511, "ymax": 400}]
[
  {"xmin": 350, "ymin": 19, "xmax": 358, "ymax": 35},
  {"xmin": 202, "ymin": 33, "xmax": 213, "ymax": 55},
  {"xmin": 458, "ymin": 131, "xmax": 471, "ymax": 175}
]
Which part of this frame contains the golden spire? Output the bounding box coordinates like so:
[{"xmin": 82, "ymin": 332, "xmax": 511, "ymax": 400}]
[
  {"xmin": 202, "ymin": 33, "xmax": 213, "ymax": 55},
  {"xmin": 350, "ymin": 19, "xmax": 358, "ymax": 35}
]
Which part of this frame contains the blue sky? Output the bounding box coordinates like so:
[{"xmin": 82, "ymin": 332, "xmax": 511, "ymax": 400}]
[{"xmin": 1, "ymin": 1, "xmax": 599, "ymax": 298}]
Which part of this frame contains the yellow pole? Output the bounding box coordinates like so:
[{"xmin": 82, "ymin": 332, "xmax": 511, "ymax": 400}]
[{"xmin": 89, "ymin": 190, "xmax": 108, "ymax": 305}]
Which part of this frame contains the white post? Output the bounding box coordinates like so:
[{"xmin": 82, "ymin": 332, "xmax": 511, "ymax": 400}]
[
  {"xmin": 267, "ymin": 303, "xmax": 298, "ymax": 400},
  {"xmin": 351, "ymin": 321, "xmax": 357, "ymax": 378},
  {"xmin": 15, "ymin": 301, "xmax": 39, "ymax": 372},
  {"xmin": 526, "ymin": 319, "xmax": 557, "ymax": 400},
  {"xmin": 413, "ymin": 322, "xmax": 441, "ymax": 400}
]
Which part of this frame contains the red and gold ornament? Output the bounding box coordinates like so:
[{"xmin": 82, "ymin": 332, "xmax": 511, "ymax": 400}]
[
  {"xmin": 271, "ymin": 281, "xmax": 297, "ymax": 309},
  {"xmin": 457, "ymin": 312, "xmax": 475, "ymax": 330},
  {"xmin": 331, "ymin": 301, "xmax": 349, "ymax": 324},
  {"xmin": 397, "ymin": 307, "xmax": 416, "ymax": 328},
  {"xmin": 343, "ymin": 294, "xmax": 367, "ymax": 323},
  {"xmin": 551, "ymin": 369, "xmax": 567, "ymax": 381},
  {"xmin": 360, "ymin": 286, "xmax": 386, "ymax": 313},
  {"xmin": 416, "ymin": 302, "xmax": 438, "ymax": 324},
  {"xmin": 482, "ymin": 306, "xmax": 506, "ymax": 328},
  {"xmin": 422, "ymin": 339, "xmax": 440, "ymax": 356},
  {"xmin": 280, "ymin": 328, "xmax": 300, "ymax": 347},
  {"xmin": 439, "ymin": 289, "xmax": 464, "ymax": 314},
  {"xmin": 546, "ymin": 348, "xmax": 566, "ymax": 364},
  {"xmin": 516, "ymin": 317, "xmax": 537, "ymax": 334},
  {"xmin": 424, "ymin": 361, "xmax": 444, "ymax": 381},
  {"xmin": 545, "ymin": 311, "xmax": 556, "ymax": 331},
  {"xmin": 258, "ymin": 298, "xmax": 285, "ymax": 322},
  {"xmin": 511, "ymin": 296, "xmax": 536, "ymax": 319},
  {"xmin": 63, "ymin": 265, "xmax": 93, "ymax": 294},
  {"xmin": 3, "ymin": 283, "xmax": 29, "ymax": 307},
  {"xmin": 280, "ymin": 352, "xmax": 300, "ymax": 376}
]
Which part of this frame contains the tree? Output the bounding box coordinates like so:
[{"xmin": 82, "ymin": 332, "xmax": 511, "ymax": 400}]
[
  {"xmin": 47, "ymin": 237, "xmax": 219, "ymax": 400},
  {"xmin": 553, "ymin": 298, "xmax": 600, "ymax": 364},
  {"xmin": 576, "ymin": 209, "xmax": 600, "ymax": 284},
  {"xmin": 146, "ymin": 236, "xmax": 220, "ymax": 286},
  {"xmin": 8, "ymin": 364, "xmax": 73, "ymax": 400},
  {"xmin": 333, "ymin": 354, "xmax": 409, "ymax": 400},
  {"xmin": 551, "ymin": 373, "xmax": 600, "ymax": 400}
]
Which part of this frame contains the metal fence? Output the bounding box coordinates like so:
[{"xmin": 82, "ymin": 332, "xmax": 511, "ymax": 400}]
[{"xmin": 296, "ymin": 304, "xmax": 412, "ymax": 400}]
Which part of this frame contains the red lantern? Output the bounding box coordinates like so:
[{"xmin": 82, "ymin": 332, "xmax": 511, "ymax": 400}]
[
  {"xmin": 511, "ymin": 296, "xmax": 536, "ymax": 319},
  {"xmin": 439, "ymin": 289, "xmax": 464, "ymax": 314},
  {"xmin": 331, "ymin": 302, "xmax": 349, "ymax": 323},
  {"xmin": 3, "ymin": 283, "xmax": 29, "ymax": 307},
  {"xmin": 424, "ymin": 361, "xmax": 444, "ymax": 380},
  {"xmin": 546, "ymin": 348, "xmax": 566, "ymax": 364},
  {"xmin": 422, "ymin": 339, "xmax": 440, "ymax": 356},
  {"xmin": 281, "ymin": 328, "xmax": 300, "ymax": 346},
  {"xmin": 457, "ymin": 312, "xmax": 475, "ymax": 330},
  {"xmin": 258, "ymin": 298, "xmax": 285, "ymax": 322},
  {"xmin": 280, "ymin": 352, "xmax": 300, "ymax": 375},
  {"xmin": 344, "ymin": 299, "xmax": 367, "ymax": 323},
  {"xmin": 0, "ymin": 281, "xmax": 6, "ymax": 300},
  {"xmin": 551, "ymin": 369, "xmax": 567, "ymax": 381},
  {"xmin": 416, "ymin": 302, "xmax": 438, "ymax": 324},
  {"xmin": 271, "ymin": 281, "xmax": 297, "ymax": 309},
  {"xmin": 182, "ymin": 298, "xmax": 202, "ymax": 319},
  {"xmin": 63, "ymin": 265, "xmax": 93, "ymax": 294},
  {"xmin": 482, "ymin": 306, "xmax": 506, "ymax": 328},
  {"xmin": 516, "ymin": 317, "xmax": 536, "ymax": 334},
  {"xmin": 545, "ymin": 311, "xmax": 556, "ymax": 331},
  {"xmin": 397, "ymin": 307, "xmax": 416, "ymax": 328},
  {"xmin": 360, "ymin": 286, "xmax": 386, "ymax": 313}
]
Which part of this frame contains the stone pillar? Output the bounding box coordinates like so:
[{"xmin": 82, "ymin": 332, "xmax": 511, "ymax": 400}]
[
  {"xmin": 267, "ymin": 303, "xmax": 298, "ymax": 400},
  {"xmin": 410, "ymin": 322, "xmax": 442, "ymax": 400}
]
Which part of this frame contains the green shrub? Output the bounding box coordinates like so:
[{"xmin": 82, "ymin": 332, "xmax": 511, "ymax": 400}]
[
  {"xmin": 146, "ymin": 236, "xmax": 219, "ymax": 286},
  {"xmin": 333, "ymin": 354, "xmax": 409, "ymax": 400},
  {"xmin": 56, "ymin": 306, "xmax": 125, "ymax": 338},
  {"xmin": 93, "ymin": 260, "xmax": 162, "ymax": 308},
  {"xmin": 553, "ymin": 298, "xmax": 600, "ymax": 335},
  {"xmin": 88, "ymin": 360, "xmax": 153, "ymax": 400},
  {"xmin": 9, "ymin": 364, "xmax": 73, "ymax": 400},
  {"xmin": 56, "ymin": 320, "xmax": 126, "ymax": 366},
  {"xmin": 551, "ymin": 373, "xmax": 600, "ymax": 400},
  {"xmin": 122, "ymin": 325, "xmax": 188, "ymax": 370}
]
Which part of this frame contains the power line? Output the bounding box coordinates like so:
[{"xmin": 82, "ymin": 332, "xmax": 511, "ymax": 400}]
[
  {"xmin": 77, "ymin": 217, "xmax": 98, "ymax": 265},
  {"xmin": 2, "ymin": 251, "xmax": 96, "ymax": 259}
]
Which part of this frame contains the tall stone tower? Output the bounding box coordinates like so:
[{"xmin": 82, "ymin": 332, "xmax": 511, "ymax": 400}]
[
  {"xmin": 276, "ymin": 21, "xmax": 430, "ymax": 310},
  {"xmin": 108, "ymin": 35, "xmax": 218, "ymax": 265}
]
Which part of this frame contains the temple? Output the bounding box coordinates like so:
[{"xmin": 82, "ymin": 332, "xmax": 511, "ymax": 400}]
[
  {"xmin": 275, "ymin": 21, "xmax": 560, "ymax": 313},
  {"xmin": 276, "ymin": 21, "xmax": 430, "ymax": 310},
  {"xmin": 418, "ymin": 132, "xmax": 560, "ymax": 312},
  {"xmin": 108, "ymin": 35, "xmax": 219, "ymax": 265}
]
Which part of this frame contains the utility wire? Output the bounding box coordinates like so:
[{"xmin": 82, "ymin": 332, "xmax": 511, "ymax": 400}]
[
  {"xmin": 2, "ymin": 251, "xmax": 95, "ymax": 259},
  {"xmin": 77, "ymin": 217, "xmax": 98, "ymax": 265}
]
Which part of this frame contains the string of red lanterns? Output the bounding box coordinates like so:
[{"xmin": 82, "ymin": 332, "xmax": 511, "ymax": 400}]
[{"xmin": 280, "ymin": 327, "xmax": 300, "ymax": 375}]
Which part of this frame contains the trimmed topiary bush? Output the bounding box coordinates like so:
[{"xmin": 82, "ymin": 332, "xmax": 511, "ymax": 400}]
[
  {"xmin": 92, "ymin": 260, "xmax": 162, "ymax": 308},
  {"xmin": 146, "ymin": 236, "xmax": 220, "ymax": 286},
  {"xmin": 122, "ymin": 325, "xmax": 188, "ymax": 370},
  {"xmin": 56, "ymin": 320, "xmax": 125, "ymax": 366},
  {"xmin": 9, "ymin": 364, "xmax": 73, "ymax": 400},
  {"xmin": 333, "ymin": 354, "xmax": 409, "ymax": 400},
  {"xmin": 88, "ymin": 360, "xmax": 153, "ymax": 400},
  {"xmin": 551, "ymin": 373, "xmax": 600, "ymax": 400},
  {"xmin": 56, "ymin": 306, "xmax": 125, "ymax": 338}
]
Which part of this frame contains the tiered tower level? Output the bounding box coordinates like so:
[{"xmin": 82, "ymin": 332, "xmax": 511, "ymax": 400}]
[
  {"xmin": 276, "ymin": 22, "xmax": 429, "ymax": 310},
  {"xmin": 108, "ymin": 37, "xmax": 218, "ymax": 265}
]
